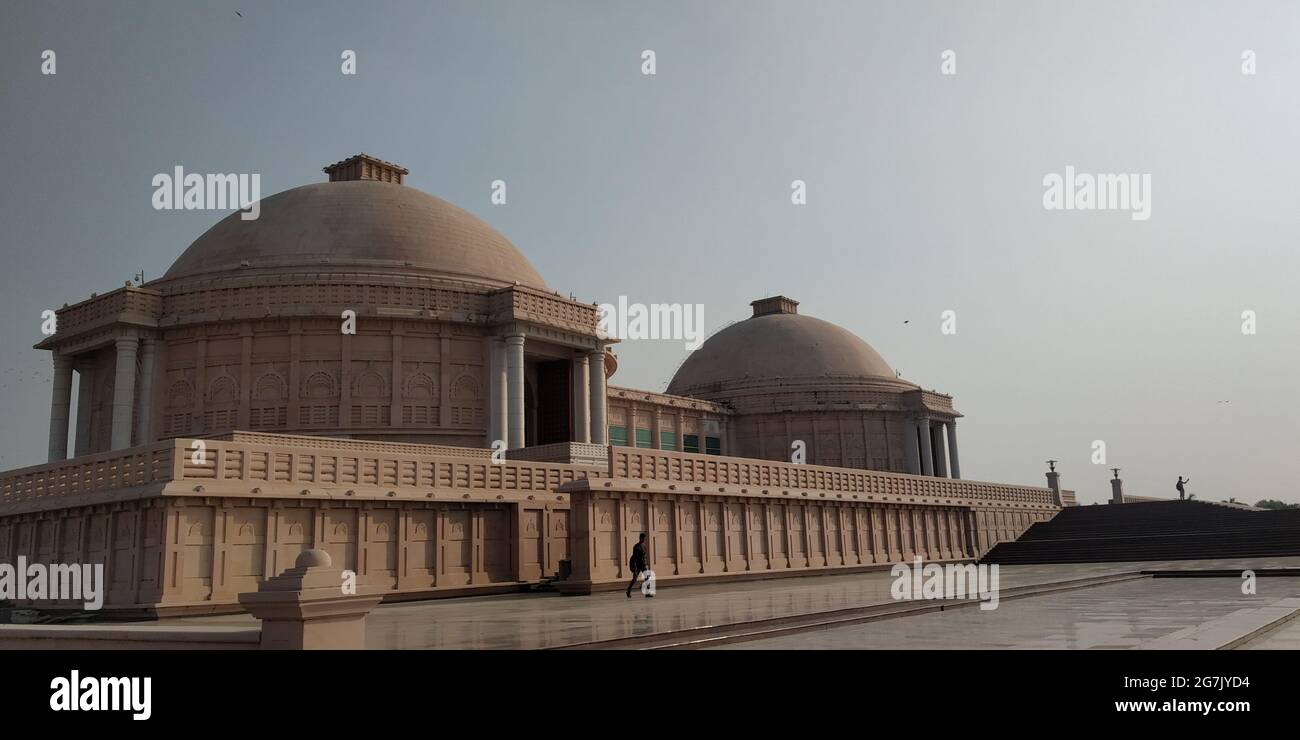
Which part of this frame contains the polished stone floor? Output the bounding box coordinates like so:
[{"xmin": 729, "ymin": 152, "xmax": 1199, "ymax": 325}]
[
  {"xmin": 715, "ymin": 577, "xmax": 1300, "ymax": 650},
  {"xmin": 1239, "ymin": 614, "xmax": 1300, "ymax": 649},
  {"xmin": 156, "ymin": 556, "xmax": 1300, "ymax": 650}
]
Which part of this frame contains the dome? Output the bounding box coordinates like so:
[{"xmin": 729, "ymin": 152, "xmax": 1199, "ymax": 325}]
[
  {"xmin": 667, "ymin": 296, "xmax": 898, "ymax": 394},
  {"xmin": 162, "ymin": 173, "xmax": 548, "ymax": 290}
]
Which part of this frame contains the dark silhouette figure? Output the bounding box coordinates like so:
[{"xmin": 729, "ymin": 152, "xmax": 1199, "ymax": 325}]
[
  {"xmin": 1176, "ymin": 476, "xmax": 1189, "ymax": 500},
  {"xmin": 626, "ymin": 533, "xmax": 651, "ymax": 598}
]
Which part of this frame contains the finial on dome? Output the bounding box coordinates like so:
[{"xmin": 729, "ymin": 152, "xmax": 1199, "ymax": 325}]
[
  {"xmin": 750, "ymin": 296, "xmax": 799, "ymax": 317},
  {"xmin": 323, "ymin": 153, "xmax": 409, "ymax": 184}
]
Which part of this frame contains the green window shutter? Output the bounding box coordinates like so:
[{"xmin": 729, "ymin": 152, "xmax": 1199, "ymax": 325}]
[
  {"xmin": 635, "ymin": 428, "xmax": 653, "ymax": 449},
  {"xmin": 683, "ymin": 434, "xmax": 700, "ymax": 453},
  {"xmin": 705, "ymin": 436, "xmax": 721, "ymax": 455},
  {"xmin": 659, "ymin": 431, "xmax": 677, "ymax": 450},
  {"xmin": 608, "ymin": 425, "xmax": 628, "ymax": 446}
]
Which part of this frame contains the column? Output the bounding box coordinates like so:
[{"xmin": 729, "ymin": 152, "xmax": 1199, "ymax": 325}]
[
  {"xmin": 946, "ymin": 421, "xmax": 961, "ymax": 479},
  {"xmin": 932, "ymin": 422, "xmax": 948, "ymax": 478},
  {"xmin": 237, "ymin": 331, "xmax": 252, "ymax": 430},
  {"xmin": 47, "ymin": 355, "xmax": 74, "ymax": 461},
  {"xmin": 917, "ymin": 415, "xmax": 934, "ymax": 476},
  {"xmin": 675, "ymin": 412, "xmax": 684, "ymax": 452},
  {"xmin": 390, "ymin": 333, "xmax": 403, "ymax": 431},
  {"xmin": 110, "ymin": 336, "xmax": 139, "ymax": 450},
  {"xmin": 73, "ymin": 360, "xmax": 94, "ymax": 457},
  {"xmin": 902, "ymin": 415, "xmax": 920, "ymax": 474},
  {"xmin": 505, "ymin": 335, "xmax": 525, "ymax": 450},
  {"xmin": 134, "ymin": 338, "xmax": 157, "ymax": 445},
  {"xmin": 588, "ymin": 348, "xmax": 607, "ymax": 444},
  {"xmin": 571, "ymin": 352, "xmax": 590, "ymax": 443},
  {"xmin": 287, "ymin": 321, "xmax": 301, "ymax": 428},
  {"xmin": 486, "ymin": 337, "xmax": 506, "ymax": 446}
]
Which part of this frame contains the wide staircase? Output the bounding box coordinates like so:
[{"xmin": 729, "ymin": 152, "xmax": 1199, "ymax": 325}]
[{"xmin": 983, "ymin": 500, "xmax": 1300, "ymax": 564}]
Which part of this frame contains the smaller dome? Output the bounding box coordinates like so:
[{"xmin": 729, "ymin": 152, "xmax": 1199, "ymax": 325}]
[{"xmin": 667, "ymin": 297, "xmax": 898, "ymax": 394}]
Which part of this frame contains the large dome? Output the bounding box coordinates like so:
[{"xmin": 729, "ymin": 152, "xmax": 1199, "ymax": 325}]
[
  {"xmin": 162, "ymin": 178, "xmax": 548, "ymax": 290},
  {"xmin": 667, "ymin": 297, "xmax": 898, "ymax": 394}
]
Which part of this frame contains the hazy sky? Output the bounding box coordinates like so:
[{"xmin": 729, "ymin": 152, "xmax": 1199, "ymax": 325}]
[{"xmin": 3, "ymin": 0, "xmax": 1298, "ymax": 504}]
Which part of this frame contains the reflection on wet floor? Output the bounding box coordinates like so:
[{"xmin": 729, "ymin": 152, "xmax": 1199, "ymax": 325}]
[
  {"xmin": 715, "ymin": 577, "xmax": 1300, "ymax": 649},
  {"xmin": 152, "ymin": 556, "xmax": 1300, "ymax": 649}
]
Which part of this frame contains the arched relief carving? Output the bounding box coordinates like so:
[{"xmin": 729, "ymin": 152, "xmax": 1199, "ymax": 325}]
[
  {"xmin": 167, "ymin": 379, "xmax": 195, "ymax": 408},
  {"xmin": 208, "ymin": 374, "xmax": 239, "ymax": 403},
  {"xmin": 449, "ymin": 371, "xmax": 483, "ymax": 427},
  {"xmin": 254, "ymin": 372, "xmax": 287, "ymax": 401},
  {"xmin": 301, "ymin": 371, "xmax": 336, "ymax": 399},
  {"xmin": 450, "ymin": 374, "xmax": 480, "ymax": 400},
  {"xmin": 353, "ymin": 369, "xmax": 387, "ymax": 399},
  {"xmin": 404, "ymin": 372, "xmax": 436, "ymax": 399}
]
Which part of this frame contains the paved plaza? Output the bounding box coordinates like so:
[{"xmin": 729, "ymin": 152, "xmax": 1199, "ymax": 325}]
[
  {"xmin": 716, "ymin": 577, "xmax": 1300, "ymax": 649},
  {"xmin": 152, "ymin": 556, "xmax": 1300, "ymax": 650}
]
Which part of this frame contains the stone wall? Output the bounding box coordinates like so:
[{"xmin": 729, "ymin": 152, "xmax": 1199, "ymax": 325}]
[
  {"xmin": 0, "ymin": 435, "xmax": 1058, "ymax": 613},
  {"xmin": 560, "ymin": 447, "xmax": 1058, "ymax": 593},
  {"xmin": 0, "ymin": 435, "xmax": 594, "ymax": 613}
]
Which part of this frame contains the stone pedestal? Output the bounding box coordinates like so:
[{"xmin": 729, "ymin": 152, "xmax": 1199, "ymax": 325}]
[
  {"xmin": 1046, "ymin": 470, "xmax": 1062, "ymax": 506},
  {"xmin": 238, "ymin": 549, "xmax": 383, "ymax": 650},
  {"xmin": 1110, "ymin": 477, "xmax": 1124, "ymax": 504}
]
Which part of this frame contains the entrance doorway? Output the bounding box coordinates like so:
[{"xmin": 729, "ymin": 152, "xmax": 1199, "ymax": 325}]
[{"xmin": 535, "ymin": 360, "xmax": 571, "ymax": 445}]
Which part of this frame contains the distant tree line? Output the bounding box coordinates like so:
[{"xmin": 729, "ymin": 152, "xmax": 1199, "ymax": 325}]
[{"xmin": 1253, "ymin": 499, "xmax": 1300, "ymax": 510}]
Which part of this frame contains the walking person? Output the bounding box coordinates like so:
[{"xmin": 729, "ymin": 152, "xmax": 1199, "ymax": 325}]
[
  {"xmin": 626, "ymin": 533, "xmax": 652, "ymax": 598},
  {"xmin": 1176, "ymin": 476, "xmax": 1189, "ymax": 500}
]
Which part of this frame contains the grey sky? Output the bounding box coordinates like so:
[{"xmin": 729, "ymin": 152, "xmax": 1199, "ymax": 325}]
[{"xmin": 2, "ymin": 0, "xmax": 1297, "ymax": 504}]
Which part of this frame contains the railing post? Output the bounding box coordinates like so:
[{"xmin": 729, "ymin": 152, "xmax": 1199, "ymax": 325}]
[{"xmin": 238, "ymin": 549, "xmax": 383, "ymax": 650}]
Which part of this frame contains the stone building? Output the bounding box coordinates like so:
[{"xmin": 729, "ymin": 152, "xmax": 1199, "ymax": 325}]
[
  {"xmin": 1, "ymin": 154, "xmax": 1059, "ymax": 613},
  {"xmin": 38, "ymin": 154, "xmax": 612, "ymax": 456},
  {"xmin": 667, "ymin": 296, "xmax": 961, "ymax": 477}
]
